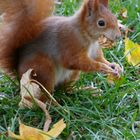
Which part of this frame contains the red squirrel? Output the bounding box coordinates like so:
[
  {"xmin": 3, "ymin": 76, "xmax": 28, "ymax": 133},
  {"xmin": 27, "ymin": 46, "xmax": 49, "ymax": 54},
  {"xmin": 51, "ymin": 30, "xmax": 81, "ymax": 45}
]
[{"xmin": 0, "ymin": 0, "xmax": 122, "ymax": 94}]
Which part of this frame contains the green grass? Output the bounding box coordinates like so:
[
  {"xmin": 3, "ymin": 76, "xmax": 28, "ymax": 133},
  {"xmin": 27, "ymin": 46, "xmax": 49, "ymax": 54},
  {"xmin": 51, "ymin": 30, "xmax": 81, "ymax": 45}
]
[{"xmin": 0, "ymin": 0, "xmax": 140, "ymax": 139}]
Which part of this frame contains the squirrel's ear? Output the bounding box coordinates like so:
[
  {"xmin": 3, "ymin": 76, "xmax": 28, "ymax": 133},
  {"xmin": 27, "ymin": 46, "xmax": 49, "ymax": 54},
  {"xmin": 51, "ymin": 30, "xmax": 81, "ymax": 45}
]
[
  {"xmin": 99, "ymin": 0, "xmax": 108, "ymax": 8},
  {"xmin": 86, "ymin": 0, "xmax": 99, "ymax": 16},
  {"xmin": 81, "ymin": 0, "xmax": 99, "ymax": 19}
]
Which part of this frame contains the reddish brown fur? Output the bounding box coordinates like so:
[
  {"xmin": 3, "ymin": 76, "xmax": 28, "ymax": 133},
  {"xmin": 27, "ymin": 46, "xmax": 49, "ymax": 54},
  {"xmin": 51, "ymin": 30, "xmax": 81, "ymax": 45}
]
[
  {"xmin": 0, "ymin": 0, "xmax": 121, "ymax": 94},
  {"xmin": 99, "ymin": 0, "xmax": 108, "ymax": 7},
  {"xmin": 0, "ymin": 0, "xmax": 54, "ymax": 73},
  {"xmin": 18, "ymin": 52, "xmax": 55, "ymax": 92}
]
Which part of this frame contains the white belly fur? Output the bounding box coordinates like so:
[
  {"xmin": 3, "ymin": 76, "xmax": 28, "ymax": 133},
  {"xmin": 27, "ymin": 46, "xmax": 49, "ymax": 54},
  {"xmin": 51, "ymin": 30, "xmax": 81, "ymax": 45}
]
[
  {"xmin": 55, "ymin": 42, "xmax": 100, "ymax": 86},
  {"xmin": 88, "ymin": 41, "xmax": 100, "ymax": 59},
  {"xmin": 55, "ymin": 66, "xmax": 73, "ymax": 86}
]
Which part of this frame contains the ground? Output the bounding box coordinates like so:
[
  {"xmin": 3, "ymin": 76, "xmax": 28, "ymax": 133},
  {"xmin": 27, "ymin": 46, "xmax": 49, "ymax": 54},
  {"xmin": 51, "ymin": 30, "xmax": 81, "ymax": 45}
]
[{"xmin": 0, "ymin": 0, "xmax": 140, "ymax": 139}]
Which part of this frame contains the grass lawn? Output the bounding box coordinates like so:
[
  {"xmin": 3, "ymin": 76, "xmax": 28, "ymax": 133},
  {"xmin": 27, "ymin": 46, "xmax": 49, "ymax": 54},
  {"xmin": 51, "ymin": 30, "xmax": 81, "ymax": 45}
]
[{"xmin": 0, "ymin": 0, "xmax": 140, "ymax": 139}]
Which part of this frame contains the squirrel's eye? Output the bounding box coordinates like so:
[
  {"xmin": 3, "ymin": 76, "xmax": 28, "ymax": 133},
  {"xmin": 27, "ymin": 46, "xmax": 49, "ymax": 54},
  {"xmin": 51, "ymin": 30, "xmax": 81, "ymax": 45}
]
[{"xmin": 97, "ymin": 19, "xmax": 106, "ymax": 27}]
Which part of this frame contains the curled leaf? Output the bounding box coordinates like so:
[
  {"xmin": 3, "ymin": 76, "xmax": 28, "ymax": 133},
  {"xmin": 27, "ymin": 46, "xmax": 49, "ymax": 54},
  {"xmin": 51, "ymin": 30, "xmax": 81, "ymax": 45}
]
[
  {"xmin": 19, "ymin": 69, "xmax": 44, "ymax": 108},
  {"xmin": 19, "ymin": 69, "xmax": 60, "ymax": 108}
]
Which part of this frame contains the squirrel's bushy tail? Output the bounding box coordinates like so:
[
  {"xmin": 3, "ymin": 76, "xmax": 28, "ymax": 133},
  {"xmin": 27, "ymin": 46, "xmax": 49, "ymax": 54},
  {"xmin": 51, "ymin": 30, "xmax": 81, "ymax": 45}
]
[{"xmin": 0, "ymin": 0, "xmax": 54, "ymax": 74}]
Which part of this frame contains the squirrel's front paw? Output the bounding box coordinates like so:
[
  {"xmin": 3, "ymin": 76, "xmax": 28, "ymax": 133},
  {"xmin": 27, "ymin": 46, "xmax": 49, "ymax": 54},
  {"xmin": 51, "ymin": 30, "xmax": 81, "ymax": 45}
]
[
  {"xmin": 106, "ymin": 63, "xmax": 123, "ymax": 83},
  {"xmin": 110, "ymin": 63, "xmax": 123, "ymax": 74},
  {"xmin": 100, "ymin": 63, "xmax": 119, "ymax": 77},
  {"xmin": 109, "ymin": 63, "xmax": 123, "ymax": 78}
]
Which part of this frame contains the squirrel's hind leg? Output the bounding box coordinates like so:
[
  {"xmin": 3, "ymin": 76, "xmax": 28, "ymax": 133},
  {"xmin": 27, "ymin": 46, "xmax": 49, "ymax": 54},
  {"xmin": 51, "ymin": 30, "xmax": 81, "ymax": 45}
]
[{"xmin": 18, "ymin": 53, "xmax": 55, "ymax": 102}]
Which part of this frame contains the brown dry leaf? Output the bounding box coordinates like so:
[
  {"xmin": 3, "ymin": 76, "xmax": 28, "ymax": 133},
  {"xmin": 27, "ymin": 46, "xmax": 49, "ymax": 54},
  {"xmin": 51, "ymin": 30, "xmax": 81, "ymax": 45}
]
[
  {"xmin": 19, "ymin": 69, "xmax": 44, "ymax": 108},
  {"xmin": 19, "ymin": 69, "xmax": 59, "ymax": 108},
  {"xmin": 8, "ymin": 119, "xmax": 66, "ymax": 140},
  {"xmin": 33, "ymin": 98, "xmax": 52, "ymax": 131}
]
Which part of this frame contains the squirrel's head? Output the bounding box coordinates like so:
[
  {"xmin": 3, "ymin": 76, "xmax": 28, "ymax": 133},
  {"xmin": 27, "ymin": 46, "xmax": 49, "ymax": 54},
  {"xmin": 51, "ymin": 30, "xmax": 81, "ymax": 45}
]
[{"xmin": 80, "ymin": 0, "xmax": 121, "ymax": 42}]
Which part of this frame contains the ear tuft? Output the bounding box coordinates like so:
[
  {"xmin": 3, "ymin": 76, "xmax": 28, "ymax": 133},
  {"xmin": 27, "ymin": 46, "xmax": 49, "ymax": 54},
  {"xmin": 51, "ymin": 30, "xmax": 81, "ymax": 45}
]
[
  {"xmin": 87, "ymin": 0, "xmax": 99, "ymax": 13},
  {"xmin": 99, "ymin": 0, "xmax": 108, "ymax": 8}
]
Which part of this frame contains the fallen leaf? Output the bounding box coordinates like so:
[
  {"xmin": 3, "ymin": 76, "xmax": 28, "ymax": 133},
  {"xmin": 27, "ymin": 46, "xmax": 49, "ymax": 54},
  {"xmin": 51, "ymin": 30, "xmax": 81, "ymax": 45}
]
[
  {"xmin": 42, "ymin": 119, "xmax": 66, "ymax": 138},
  {"xmin": 124, "ymin": 38, "xmax": 140, "ymax": 66},
  {"xmin": 19, "ymin": 69, "xmax": 44, "ymax": 108},
  {"xmin": 19, "ymin": 69, "xmax": 60, "ymax": 108},
  {"xmin": 32, "ymin": 98, "xmax": 52, "ymax": 131},
  {"xmin": 120, "ymin": 8, "xmax": 127, "ymax": 18},
  {"xmin": 8, "ymin": 119, "xmax": 66, "ymax": 140}
]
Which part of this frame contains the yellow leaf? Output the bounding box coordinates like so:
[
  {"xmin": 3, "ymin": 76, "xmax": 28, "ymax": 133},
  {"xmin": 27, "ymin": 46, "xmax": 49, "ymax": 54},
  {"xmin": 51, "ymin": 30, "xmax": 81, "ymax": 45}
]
[
  {"xmin": 8, "ymin": 119, "xmax": 66, "ymax": 140},
  {"xmin": 124, "ymin": 38, "xmax": 140, "ymax": 66},
  {"xmin": 41, "ymin": 119, "xmax": 66, "ymax": 139}
]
